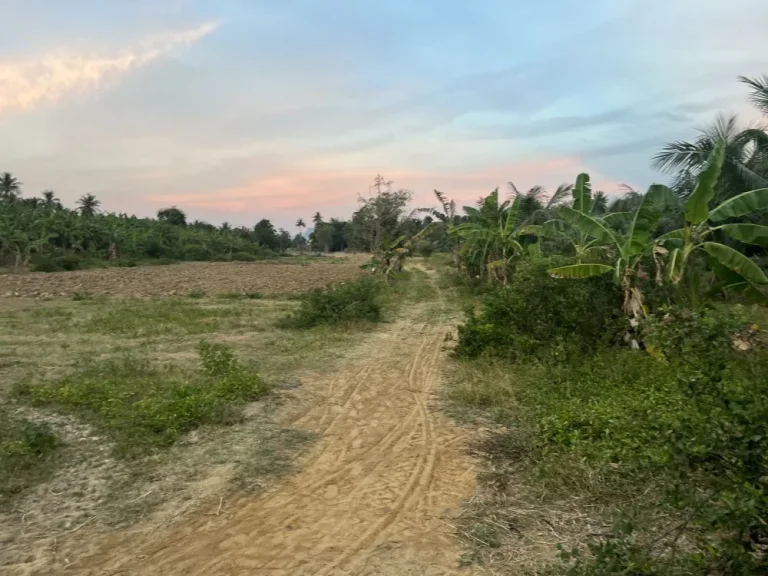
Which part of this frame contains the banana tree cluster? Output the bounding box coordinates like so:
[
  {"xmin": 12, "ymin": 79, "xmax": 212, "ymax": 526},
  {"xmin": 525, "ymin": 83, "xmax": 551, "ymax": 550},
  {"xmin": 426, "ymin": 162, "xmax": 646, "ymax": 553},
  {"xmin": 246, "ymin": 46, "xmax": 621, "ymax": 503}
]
[
  {"xmin": 542, "ymin": 142, "xmax": 768, "ymax": 318},
  {"xmin": 450, "ymin": 189, "xmax": 529, "ymax": 284}
]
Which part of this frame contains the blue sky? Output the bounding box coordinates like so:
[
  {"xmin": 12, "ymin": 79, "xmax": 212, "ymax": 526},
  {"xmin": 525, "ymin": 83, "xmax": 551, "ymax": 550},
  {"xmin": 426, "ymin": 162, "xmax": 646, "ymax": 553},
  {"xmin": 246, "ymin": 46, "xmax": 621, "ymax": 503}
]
[{"xmin": 1, "ymin": 0, "xmax": 766, "ymax": 229}]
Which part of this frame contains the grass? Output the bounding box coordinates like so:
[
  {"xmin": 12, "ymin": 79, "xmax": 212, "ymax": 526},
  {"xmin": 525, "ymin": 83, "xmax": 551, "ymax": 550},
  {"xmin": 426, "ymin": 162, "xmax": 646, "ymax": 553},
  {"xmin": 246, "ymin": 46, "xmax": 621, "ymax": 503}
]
[
  {"xmin": 0, "ymin": 408, "xmax": 60, "ymax": 503},
  {"xmin": 0, "ymin": 286, "xmax": 367, "ymax": 519},
  {"xmin": 444, "ymin": 300, "xmax": 768, "ymax": 575},
  {"xmin": 15, "ymin": 342, "xmax": 268, "ymax": 458}
]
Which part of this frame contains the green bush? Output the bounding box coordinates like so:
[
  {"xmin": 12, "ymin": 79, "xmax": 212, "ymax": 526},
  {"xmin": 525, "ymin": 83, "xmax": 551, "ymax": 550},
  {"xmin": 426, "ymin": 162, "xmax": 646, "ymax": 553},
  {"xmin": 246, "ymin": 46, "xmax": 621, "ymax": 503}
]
[
  {"xmin": 15, "ymin": 342, "xmax": 268, "ymax": 457},
  {"xmin": 455, "ymin": 257, "xmax": 625, "ymax": 359},
  {"xmin": 523, "ymin": 333, "xmax": 768, "ymax": 573},
  {"xmin": 0, "ymin": 410, "xmax": 59, "ymax": 500},
  {"xmin": 30, "ymin": 253, "xmax": 83, "ymax": 272},
  {"xmin": 281, "ymin": 276, "xmax": 383, "ymax": 328}
]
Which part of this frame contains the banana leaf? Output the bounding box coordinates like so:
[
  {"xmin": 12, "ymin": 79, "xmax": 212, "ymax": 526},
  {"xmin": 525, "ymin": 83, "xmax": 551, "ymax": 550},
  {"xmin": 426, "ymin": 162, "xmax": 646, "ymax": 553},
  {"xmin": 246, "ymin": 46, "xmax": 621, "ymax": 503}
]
[
  {"xmin": 684, "ymin": 142, "xmax": 724, "ymax": 225},
  {"xmin": 701, "ymin": 241, "xmax": 768, "ymax": 285},
  {"xmin": 708, "ymin": 188, "xmax": 768, "ymax": 222}
]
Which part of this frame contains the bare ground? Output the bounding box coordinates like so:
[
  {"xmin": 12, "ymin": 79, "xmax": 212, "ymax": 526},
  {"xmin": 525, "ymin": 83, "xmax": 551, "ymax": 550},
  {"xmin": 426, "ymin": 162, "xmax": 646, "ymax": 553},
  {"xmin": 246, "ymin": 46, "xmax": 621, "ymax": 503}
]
[
  {"xmin": 5, "ymin": 272, "xmax": 483, "ymax": 575},
  {"xmin": 0, "ymin": 258, "xmax": 367, "ymax": 299}
]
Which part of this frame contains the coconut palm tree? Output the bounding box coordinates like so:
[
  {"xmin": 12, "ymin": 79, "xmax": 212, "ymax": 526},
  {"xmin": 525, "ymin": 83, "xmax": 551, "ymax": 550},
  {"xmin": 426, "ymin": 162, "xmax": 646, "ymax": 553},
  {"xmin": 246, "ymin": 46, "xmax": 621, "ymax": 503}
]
[
  {"xmin": 0, "ymin": 173, "xmax": 21, "ymax": 200},
  {"xmin": 42, "ymin": 190, "xmax": 61, "ymax": 209},
  {"xmin": 653, "ymin": 114, "xmax": 768, "ymax": 201},
  {"xmin": 296, "ymin": 218, "xmax": 306, "ymax": 235},
  {"xmin": 312, "ymin": 212, "xmax": 323, "ymax": 226},
  {"xmin": 740, "ymin": 74, "xmax": 768, "ymax": 115},
  {"xmin": 77, "ymin": 194, "xmax": 100, "ymax": 217}
]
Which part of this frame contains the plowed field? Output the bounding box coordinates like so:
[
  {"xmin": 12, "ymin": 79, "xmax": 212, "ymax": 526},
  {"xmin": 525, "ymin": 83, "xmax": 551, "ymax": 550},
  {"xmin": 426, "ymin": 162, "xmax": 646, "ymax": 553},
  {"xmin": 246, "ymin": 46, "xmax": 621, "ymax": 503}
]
[{"xmin": 0, "ymin": 259, "xmax": 366, "ymax": 299}]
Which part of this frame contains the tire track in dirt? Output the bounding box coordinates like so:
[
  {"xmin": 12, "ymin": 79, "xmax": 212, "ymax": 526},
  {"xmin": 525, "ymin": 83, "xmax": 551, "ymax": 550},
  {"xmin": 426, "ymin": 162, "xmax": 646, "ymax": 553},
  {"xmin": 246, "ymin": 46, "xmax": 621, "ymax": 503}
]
[{"xmin": 68, "ymin": 272, "xmax": 480, "ymax": 576}]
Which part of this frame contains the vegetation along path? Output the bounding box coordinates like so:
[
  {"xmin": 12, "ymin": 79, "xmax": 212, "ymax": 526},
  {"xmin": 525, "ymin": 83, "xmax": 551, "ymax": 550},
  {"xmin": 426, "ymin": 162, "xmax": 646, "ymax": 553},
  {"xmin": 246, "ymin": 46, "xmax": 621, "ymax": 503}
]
[{"xmin": 69, "ymin": 271, "xmax": 480, "ymax": 576}]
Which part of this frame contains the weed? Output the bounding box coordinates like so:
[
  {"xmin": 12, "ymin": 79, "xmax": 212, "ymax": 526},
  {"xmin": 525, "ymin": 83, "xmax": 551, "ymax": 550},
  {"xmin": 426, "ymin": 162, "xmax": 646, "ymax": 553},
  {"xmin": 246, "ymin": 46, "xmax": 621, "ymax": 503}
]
[
  {"xmin": 187, "ymin": 289, "xmax": 207, "ymax": 299},
  {"xmin": 0, "ymin": 409, "xmax": 59, "ymax": 502},
  {"xmin": 71, "ymin": 292, "xmax": 93, "ymax": 301},
  {"xmin": 15, "ymin": 342, "xmax": 268, "ymax": 458}
]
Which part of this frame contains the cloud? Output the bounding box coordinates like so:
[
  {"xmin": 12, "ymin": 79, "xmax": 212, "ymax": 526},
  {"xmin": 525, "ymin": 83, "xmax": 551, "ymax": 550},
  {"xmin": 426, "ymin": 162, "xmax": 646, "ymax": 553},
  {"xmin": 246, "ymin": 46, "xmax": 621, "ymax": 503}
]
[
  {"xmin": 143, "ymin": 156, "xmax": 622, "ymax": 229},
  {"xmin": 0, "ymin": 22, "xmax": 218, "ymax": 114}
]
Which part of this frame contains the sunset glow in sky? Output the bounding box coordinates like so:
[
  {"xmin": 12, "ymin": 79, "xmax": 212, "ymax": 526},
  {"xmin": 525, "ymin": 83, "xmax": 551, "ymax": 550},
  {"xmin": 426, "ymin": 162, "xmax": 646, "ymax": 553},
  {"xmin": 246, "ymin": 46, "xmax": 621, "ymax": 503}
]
[{"xmin": 1, "ymin": 0, "xmax": 766, "ymax": 228}]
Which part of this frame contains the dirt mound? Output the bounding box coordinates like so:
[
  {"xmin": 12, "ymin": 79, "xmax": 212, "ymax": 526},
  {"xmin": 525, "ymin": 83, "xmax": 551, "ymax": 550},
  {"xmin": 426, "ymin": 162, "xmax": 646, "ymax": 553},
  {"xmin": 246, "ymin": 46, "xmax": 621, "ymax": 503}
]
[{"xmin": 0, "ymin": 260, "xmax": 366, "ymax": 299}]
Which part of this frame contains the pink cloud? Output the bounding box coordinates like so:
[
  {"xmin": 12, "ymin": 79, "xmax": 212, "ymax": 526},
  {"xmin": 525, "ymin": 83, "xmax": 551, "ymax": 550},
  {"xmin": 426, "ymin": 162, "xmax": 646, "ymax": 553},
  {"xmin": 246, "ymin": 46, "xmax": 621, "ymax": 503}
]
[
  {"xmin": 0, "ymin": 22, "xmax": 218, "ymax": 114},
  {"xmin": 144, "ymin": 155, "xmax": 627, "ymax": 223}
]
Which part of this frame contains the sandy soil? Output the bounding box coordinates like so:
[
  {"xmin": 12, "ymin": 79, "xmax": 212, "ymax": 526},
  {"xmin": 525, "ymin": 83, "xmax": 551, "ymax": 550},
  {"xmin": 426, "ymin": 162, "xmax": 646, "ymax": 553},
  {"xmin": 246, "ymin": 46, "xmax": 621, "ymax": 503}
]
[
  {"xmin": 0, "ymin": 259, "xmax": 367, "ymax": 299},
  {"xmin": 45, "ymin": 276, "xmax": 481, "ymax": 576}
]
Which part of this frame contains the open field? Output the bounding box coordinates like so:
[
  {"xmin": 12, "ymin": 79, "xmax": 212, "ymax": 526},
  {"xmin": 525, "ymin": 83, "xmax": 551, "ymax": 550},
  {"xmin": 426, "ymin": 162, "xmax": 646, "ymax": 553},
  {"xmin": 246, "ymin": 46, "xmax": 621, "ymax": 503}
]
[
  {"xmin": 0, "ymin": 262, "xmax": 484, "ymax": 576},
  {"xmin": 0, "ymin": 257, "xmax": 367, "ymax": 299}
]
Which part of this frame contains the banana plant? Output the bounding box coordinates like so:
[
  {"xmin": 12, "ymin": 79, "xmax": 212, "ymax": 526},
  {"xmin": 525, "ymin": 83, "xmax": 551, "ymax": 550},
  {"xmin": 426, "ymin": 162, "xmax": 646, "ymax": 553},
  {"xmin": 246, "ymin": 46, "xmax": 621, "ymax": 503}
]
[
  {"xmin": 520, "ymin": 174, "xmax": 612, "ymax": 260},
  {"xmin": 451, "ymin": 191, "xmax": 526, "ymax": 284},
  {"xmin": 657, "ymin": 141, "xmax": 768, "ymax": 293},
  {"xmin": 547, "ymin": 182, "xmax": 679, "ymax": 319}
]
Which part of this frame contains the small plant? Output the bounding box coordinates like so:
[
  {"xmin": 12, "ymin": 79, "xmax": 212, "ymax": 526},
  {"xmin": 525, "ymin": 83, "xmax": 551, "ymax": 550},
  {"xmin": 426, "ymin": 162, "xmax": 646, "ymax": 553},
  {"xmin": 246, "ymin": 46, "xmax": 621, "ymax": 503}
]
[
  {"xmin": 280, "ymin": 277, "xmax": 383, "ymax": 328},
  {"xmin": 71, "ymin": 292, "xmax": 93, "ymax": 301},
  {"xmin": 187, "ymin": 289, "xmax": 207, "ymax": 299},
  {"xmin": 1, "ymin": 410, "xmax": 59, "ymax": 500}
]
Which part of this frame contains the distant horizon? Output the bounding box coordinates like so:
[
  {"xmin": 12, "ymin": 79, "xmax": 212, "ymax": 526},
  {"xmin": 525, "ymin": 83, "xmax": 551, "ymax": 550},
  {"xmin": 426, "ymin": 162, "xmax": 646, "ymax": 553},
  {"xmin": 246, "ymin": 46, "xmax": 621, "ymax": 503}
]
[{"xmin": 2, "ymin": 1, "xmax": 766, "ymax": 230}]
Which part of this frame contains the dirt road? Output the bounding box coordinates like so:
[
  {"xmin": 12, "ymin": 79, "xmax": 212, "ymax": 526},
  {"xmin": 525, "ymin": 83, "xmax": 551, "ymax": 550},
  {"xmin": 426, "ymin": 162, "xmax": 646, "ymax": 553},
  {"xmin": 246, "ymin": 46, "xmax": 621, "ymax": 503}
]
[{"xmin": 66, "ymin": 277, "xmax": 478, "ymax": 575}]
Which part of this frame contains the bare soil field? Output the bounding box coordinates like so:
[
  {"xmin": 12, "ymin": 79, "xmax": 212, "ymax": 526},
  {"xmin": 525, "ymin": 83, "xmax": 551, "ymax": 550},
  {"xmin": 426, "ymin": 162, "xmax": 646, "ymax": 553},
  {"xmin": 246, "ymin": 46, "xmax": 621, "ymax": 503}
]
[{"xmin": 0, "ymin": 258, "xmax": 367, "ymax": 299}]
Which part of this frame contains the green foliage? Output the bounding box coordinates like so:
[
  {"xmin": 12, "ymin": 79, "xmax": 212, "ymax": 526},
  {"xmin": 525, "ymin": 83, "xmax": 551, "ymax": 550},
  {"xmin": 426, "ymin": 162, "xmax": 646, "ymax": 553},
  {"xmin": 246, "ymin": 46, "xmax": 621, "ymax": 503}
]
[
  {"xmin": 15, "ymin": 343, "xmax": 267, "ymax": 457},
  {"xmin": 0, "ymin": 410, "xmax": 59, "ymax": 500},
  {"xmin": 0, "ymin": 188, "xmax": 293, "ymax": 271},
  {"xmin": 281, "ymin": 276, "xmax": 383, "ymax": 328},
  {"xmin": 455, "ymin": 257, "xmax": 625, "ymax": 360}
]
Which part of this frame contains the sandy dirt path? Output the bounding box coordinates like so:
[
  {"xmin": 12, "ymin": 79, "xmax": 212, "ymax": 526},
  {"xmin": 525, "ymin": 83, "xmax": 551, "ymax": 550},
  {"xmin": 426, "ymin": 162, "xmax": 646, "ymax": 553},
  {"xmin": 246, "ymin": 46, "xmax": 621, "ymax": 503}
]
[{"xmin": 66, "ymin": 276, "xmax": 479, "ymax": 575}]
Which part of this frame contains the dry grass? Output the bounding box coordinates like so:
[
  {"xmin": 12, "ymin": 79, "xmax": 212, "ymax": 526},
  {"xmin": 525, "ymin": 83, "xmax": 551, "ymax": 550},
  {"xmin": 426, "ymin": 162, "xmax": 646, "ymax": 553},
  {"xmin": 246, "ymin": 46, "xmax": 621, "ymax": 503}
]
[{"xmin": 0, "ymin": 287, "xmax": 365, "ymax": 571}]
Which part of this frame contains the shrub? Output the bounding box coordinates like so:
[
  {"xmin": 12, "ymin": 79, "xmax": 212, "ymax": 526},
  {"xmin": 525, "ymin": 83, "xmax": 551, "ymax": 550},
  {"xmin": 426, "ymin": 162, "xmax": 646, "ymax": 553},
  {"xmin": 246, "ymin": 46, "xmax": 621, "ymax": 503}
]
[
  {"xmin": 280, "ymin": 277, "xmax": 383, "ymax": 328},
  {"xmin": 15, "ymin": 343, "xmax": 268, "ymax": 457},
  {"xmin": 523, "ymin": 334, "xmax": 768, "ymax": 573},
  {"xmin": 455, "ymin": 257, "xmax": 625, "ymax": 359},
  {"xmin": 30, "ymin": 253, "xmax": 83, "ymax": 272}
]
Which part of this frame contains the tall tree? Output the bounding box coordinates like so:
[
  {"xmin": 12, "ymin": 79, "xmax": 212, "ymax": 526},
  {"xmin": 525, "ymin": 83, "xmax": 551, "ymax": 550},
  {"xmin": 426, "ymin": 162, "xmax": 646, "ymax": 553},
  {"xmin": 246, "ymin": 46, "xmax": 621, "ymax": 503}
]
[
  {"xmin": 42, "ymin": 190, "xmax": 60, "ymax": 208},
  {"xmin": 654, "ymin": 76, "xmax": 768, "ymax": 201},
  {"xmin": 350, "ymin": 175, "xmax": 412, "ymax": 252},
  {"xmin": 77, "ymin": 194, "xmax": 100, "ymax": 217},
  {"xmin": 312, "ymin": 212, "xmax": 323, "ymax": 226},
  {"xmin": 0, "ymin": 173, "xmax": 21, "ymax": 201},
  {"xmin": 740, "ymin": 74, "xmax": 768, "ymax": 115},
  {"xmin": 157, "ymin": 206, "xmax": 187, "ymax": 226},
  {"xmin": 296, "ymin": 218, "xmax": 306, "ymax": 235},
  {"xmin": 253, "ymin": 219, "xmax": 279, "ymax": 250}
]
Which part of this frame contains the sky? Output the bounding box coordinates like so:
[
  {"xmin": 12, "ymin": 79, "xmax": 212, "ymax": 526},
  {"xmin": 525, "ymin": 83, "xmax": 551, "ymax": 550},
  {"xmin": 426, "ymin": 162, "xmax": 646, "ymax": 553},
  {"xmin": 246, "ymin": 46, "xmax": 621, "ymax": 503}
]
[{"xmin": 1, "ymin": 0, "xmax": 766, "ymax": 230}]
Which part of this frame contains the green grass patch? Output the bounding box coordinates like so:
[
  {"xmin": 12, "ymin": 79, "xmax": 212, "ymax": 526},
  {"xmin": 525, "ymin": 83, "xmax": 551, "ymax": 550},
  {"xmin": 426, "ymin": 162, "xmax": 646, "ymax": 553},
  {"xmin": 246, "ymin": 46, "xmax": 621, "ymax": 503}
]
[
  {"xmin": 15, "ymin": 342, "xmax": 269, "ymax": 458},
  {"xmin": 86, "ymin": 299, "xmax": 243, "ymax": 337},
  {"xmin": 0, "ymin": 409, "xmax": 59, "ymax": 502}
]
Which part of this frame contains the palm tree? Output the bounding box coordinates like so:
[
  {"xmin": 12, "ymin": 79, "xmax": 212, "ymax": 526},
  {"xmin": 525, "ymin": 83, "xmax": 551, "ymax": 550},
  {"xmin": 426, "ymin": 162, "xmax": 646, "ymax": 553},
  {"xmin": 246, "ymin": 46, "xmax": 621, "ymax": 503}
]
[
  {"xmin": 312, "ymin": 212, "xmax": 323, "ymax": 226},
  {"xmin": 653, "ymin": 114, "xmax": 768, "ymax": 201},
  {"xmin": 296, "ymin": 218, "xmax": 306, "ymax": 235},
  {"xmin": 591, "ymin": 191, "xmax": 608, "ymax": 215},
  {"xmin": 77, "ymin": 194, "xmax": 100, "ymax": 217},
  {"xmin": 42, "ymin": 190, "xmax": 60, "ymax": 208},
  {"xmin": 740, "ymin": 74, "xmax": 768, "ymax": 115},
  {"xmin": 0, "ymin": 173, "xmax": 21, "ymax": 200}
]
